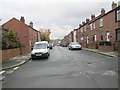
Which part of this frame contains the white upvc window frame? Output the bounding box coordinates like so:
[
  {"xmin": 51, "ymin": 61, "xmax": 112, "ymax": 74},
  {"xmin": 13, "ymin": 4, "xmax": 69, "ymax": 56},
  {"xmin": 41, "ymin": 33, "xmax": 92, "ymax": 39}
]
[
  {"xmin": 84, "ymin": 26, "xmax": 86, "ymax": 31},
  {"xmin": 99, "ymin": 18, "xmax": 103, "ymax": 27},
  {"xmin": 94, "ymin": 34, "xmax": 96, "ymax": 41},
  {"xmin": 117, "ymin": 9, "xmax": 120, "ymax": 21},
  {"xmin": 90, "ymin": 24, "xmax": 92, "ymax": 30},
  {"xmin": 106, "ymin": 31, "xmax": 110, "ymax": 41},
  {"xmin": 93, "ymin": 23, "xmax": 95, "ymax": 29},
  {"xmin": 81, "ymin": 37, "xmax": 83, "ymax": 41}
]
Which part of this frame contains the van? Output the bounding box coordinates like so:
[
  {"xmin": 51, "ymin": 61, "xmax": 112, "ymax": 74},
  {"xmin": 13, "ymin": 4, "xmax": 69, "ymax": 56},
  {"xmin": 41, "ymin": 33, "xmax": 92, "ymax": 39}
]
[{"xmin": 31, "ymin": 41, "xmax": 50, "ymax": 60}]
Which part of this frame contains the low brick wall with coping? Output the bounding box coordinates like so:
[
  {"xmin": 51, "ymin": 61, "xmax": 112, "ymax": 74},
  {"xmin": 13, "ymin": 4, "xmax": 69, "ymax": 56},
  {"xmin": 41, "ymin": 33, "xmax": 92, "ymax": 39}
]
[{"xmin": 1, "ymin": 47, "xmax": 30, "ymax": 62}]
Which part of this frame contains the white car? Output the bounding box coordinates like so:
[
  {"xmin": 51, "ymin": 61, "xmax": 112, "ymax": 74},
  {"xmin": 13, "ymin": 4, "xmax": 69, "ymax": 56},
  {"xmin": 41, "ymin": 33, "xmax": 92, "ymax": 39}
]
[
  {"xmin": 68, "ymin": 42, "xmax": 82, "ymax": 50},
  {"xmin": 31, "ymin": 41, "xmax": 50, "ymax": 60}
]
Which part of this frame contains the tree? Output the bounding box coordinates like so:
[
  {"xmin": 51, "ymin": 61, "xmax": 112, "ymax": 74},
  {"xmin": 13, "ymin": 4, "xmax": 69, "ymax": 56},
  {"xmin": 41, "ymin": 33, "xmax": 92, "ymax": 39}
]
[{"xmin": 40, "ymin": 29, "xmax": 51, "ymax": 42}]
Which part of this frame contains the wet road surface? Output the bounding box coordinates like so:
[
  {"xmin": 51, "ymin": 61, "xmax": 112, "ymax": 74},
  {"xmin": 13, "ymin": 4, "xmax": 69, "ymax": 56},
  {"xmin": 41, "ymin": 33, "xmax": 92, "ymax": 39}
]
[{"xmin": 2, "ymin": 46, "xmax": 118, "ymax": 88}]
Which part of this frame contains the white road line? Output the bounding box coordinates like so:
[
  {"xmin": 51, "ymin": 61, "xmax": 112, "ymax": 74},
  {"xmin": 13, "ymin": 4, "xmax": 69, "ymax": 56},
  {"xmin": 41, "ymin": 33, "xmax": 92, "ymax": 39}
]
[
  {"xmin": 6, "ymin": 70, "xmax": 14, "ymax": 74},
  {"xmin": 13, "ymin": 67, "xmax": 19, "ymax": 70},
  {"xmin": 0, "ymin": 71, "xmax": 5, "ymax": 75},
  {"xmin": 0, "ymin": 76, "xmax": 5, "ymax": 81}
]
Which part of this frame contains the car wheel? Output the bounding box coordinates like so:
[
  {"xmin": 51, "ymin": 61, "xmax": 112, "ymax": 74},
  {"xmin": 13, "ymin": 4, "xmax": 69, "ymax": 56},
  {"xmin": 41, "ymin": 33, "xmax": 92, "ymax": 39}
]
[{"xmin": 31, "ymin": 56, "xmax": 36, "ymax": 60}]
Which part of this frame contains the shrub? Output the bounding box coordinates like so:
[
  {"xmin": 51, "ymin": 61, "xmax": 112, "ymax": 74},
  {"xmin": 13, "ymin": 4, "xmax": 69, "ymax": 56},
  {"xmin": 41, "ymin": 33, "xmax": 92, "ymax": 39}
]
[{"xmin": 2, "ymin": 29, "xmax": 24, "ymax": 50}]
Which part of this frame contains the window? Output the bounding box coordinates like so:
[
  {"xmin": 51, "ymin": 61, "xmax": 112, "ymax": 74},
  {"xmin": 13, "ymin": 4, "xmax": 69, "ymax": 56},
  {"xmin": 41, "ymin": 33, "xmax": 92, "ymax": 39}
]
[
  {"xmin": 84, "ymin": 26, "xmax": 86, "ymax": 31},
  {"xmin": 117, "ymin": 9, "xmax": 120, "ymax": 21},
  {"xmin": 100, "ymin": 32, "xmax": 103, "ymax": 41},
  {"xmin": 81, "ymin": 37, "xmax": 83, "ymax": 41},
  {"xmin": 87, "ymin": 36, "xmax": 89, "ymax": 44},
  {"xmin": 99, "ymin": 18, "xmax": 103, "ymax": 27},
  {"xmin": 93, "ymin": 23, "xmax": 95, "ymax": 29},
  {"xmin": 90, "ymin": 35, "xmax": 93, "ymax": 42},
  {"xmin": 106, "ymin": 31, "xmax": 110, "ymax": 41},
  {"xmin": 94, "ymin": 34, "xmax": 97, "ymax": 41},
  {"xmin": 90, "ymin": 24, "xmax": 92, "ymax": 30},
  {"xmin": 93, "ymin": 36, "xmax": 95, "ymax": 41},
  {"xmin": 116, "ymin": 29, "xmax": 120, "ymax": 41},
  {"xmin": 81, "ymin": 27, "xmax": 83, "ymax": 32}
]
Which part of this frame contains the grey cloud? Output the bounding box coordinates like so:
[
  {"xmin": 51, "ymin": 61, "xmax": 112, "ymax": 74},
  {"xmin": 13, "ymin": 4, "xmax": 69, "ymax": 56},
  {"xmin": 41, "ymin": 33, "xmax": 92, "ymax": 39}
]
[{"xmin": 1, "ymin": 0, "xmax": 119, "ymax": 39}]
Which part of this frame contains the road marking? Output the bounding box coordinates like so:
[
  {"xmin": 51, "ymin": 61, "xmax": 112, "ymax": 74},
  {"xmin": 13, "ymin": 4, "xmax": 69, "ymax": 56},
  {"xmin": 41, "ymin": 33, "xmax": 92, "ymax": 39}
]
[
  {"xmin": 0, "ymin": 76, "xmax": 5, "ymax": 81},
  {"xmin": 0, "ymin": 71, "xmax": 5, "ymax": 75},
  {"xmin": 13, "ymin": 67, "xmax": 19, "ymax": 70},
  {"xmin": 6, "ymin": 70, "xmax": 14, "ymax": 74}
]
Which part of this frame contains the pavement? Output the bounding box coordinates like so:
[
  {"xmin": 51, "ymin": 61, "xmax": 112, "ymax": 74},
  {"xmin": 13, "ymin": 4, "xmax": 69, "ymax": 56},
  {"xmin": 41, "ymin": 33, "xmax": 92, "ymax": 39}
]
[
  {"xmin": 83, "ymin": 48, "xmax": 119, "ymax": 58},
  {"xmin": 1, "ymin": 48, "xmax": 118, "ymax": 71},
  {"xmin": 1, "ymin": 53, "xmax": 31, "ymax": 70}
]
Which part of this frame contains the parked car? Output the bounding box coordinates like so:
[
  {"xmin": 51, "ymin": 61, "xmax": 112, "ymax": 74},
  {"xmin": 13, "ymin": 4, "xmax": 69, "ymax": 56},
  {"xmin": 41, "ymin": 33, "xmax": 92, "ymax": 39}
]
[
  {"xmin": 31, "ymin": 41, "xmax": 50, "ymax": 60},
  {"xmin": 68, "ymin": 42, "xmax": 82, "ymax": 50},
  {"xmin": 49, "ymin": 43, "xmax": 53, "ymax": 49},
  {"xmin": 62, "ymin": 42, "xmax": 67, "ymax": 47}
]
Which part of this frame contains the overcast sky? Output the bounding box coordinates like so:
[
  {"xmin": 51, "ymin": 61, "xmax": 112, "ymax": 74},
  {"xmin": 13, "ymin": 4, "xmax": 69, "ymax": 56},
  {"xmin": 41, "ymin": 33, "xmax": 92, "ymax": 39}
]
[{"xmin": 0, "ymin": 0, "xmax": 119, "ymax": 39}]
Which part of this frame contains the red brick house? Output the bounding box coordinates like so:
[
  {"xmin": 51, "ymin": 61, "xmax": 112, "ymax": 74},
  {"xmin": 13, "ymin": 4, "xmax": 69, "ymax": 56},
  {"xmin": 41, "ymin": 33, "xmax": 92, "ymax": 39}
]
[
  {"xmin": 76, "ymin": 2, "xmax": 120, "ymax": 51},
  {"xmin": 63, "ymin": 2, "xmax": 119, "ymax": 52},
  {"xmin": 2, "ymin": 17, "xmax": 40, "ymax": 53}
]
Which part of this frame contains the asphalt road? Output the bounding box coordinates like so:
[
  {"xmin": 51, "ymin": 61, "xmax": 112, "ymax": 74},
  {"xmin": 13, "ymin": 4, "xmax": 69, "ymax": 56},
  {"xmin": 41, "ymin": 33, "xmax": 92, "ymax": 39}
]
[{"xmin": 2, "ymin": 46, "xmax": 118, "ymax": 88}]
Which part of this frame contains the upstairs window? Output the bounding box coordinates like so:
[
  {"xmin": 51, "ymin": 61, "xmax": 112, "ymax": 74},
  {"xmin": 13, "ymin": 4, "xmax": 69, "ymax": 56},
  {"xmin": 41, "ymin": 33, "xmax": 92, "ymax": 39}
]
[
  {"xmin": 84, "ymin": 26, "xmax": 86, "ymax": 31},
  {"xmin": 117, "ymin": 9, "xmax": 120, "ymax": 21},
  {"xmin": 99, "ymin": 18, "xmax": 103, "ymax": 27},
  {"xmin": 81, "ymin": 27, "xmax": 83, "ymax": 32},
  {"xmin": 90, "ymin": 24, "xmax": 92, "ymax": 30},
  {"xmin": 93, "ymin": 23, "xmax": 95, "ymax": 29}
]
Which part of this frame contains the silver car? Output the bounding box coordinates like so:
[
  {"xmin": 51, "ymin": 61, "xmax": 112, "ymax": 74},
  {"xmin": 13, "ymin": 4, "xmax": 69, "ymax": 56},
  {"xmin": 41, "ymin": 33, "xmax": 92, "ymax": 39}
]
[{"xmin": 68, "ymin": 42, "xmax": 82, "ymax": 50}]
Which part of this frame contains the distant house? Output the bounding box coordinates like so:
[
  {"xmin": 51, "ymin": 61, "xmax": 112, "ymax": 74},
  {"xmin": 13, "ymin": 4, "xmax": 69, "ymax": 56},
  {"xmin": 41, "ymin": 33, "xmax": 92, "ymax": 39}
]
[{"xmin": 2, "ymin": 16, "xmax": 41, "ymax": 53}]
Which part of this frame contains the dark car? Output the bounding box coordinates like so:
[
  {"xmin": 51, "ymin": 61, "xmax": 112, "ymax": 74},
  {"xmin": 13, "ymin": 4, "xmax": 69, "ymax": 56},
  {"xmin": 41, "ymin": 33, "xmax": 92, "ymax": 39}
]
[{"xmin": 49, "ymin": 43, "xmax": 53, "ymax": 49}]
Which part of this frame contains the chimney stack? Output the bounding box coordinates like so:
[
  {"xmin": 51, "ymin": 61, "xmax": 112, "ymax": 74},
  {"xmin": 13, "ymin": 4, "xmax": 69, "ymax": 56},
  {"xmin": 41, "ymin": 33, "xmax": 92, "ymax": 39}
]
[
  {"xmin": 91, "ymin": 14, "xmax": 95, "ymax": 20},
  {"xmin": 79, "ymin": 24, "xmax": 82, "ymax": 27},
  {"xmin": 20, "ymin": 16, "xmax": 25, "ymax": 23},
  {"xmin": 82, "ymin": 21, "xmax": 85, "ymax": 25},
  {"xmin": 101, "ymin": 8, "xmax": 105, "ymax": 15},
  {"xmin": 29, "ymin": 21, "xmax": 33, "ymax": 28},
  {"xmin": 86, "ymin": 18, "xmax": 90, "ymax": 23},
  {"xmin": 112, "ymin": 2, "xmax": 117, "ymax": 9}
]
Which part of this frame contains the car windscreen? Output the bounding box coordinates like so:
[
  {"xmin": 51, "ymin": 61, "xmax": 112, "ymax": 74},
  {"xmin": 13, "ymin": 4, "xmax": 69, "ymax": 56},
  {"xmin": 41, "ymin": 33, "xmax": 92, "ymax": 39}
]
[
  {"xmin": 33, "ymin": 43, "xmax": 47, "ymax": 49},
  {"xmin": 71, "ymin": 42, "xmax": 79, "ymax": 45}
]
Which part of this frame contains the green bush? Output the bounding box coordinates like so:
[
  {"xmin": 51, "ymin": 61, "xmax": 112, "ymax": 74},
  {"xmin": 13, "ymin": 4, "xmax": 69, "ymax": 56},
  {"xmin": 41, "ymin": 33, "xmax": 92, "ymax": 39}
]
[{"xmin": 2, "ymin": 29, "xmax": 24, "ymax": 50}]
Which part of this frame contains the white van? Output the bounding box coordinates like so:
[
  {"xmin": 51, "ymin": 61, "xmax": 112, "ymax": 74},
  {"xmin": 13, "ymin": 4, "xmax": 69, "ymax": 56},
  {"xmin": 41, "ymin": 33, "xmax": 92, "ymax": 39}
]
[{"xmin": 31, "ymin": 41, "xmax": 50, "ymax": 60}]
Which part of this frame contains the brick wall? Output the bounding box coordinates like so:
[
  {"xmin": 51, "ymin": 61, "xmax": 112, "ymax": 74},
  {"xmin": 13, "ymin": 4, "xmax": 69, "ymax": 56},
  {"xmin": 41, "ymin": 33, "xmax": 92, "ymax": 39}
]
[{"xmin": 2, "ymin": 47, "xmax": 30, "ymax": 62}]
